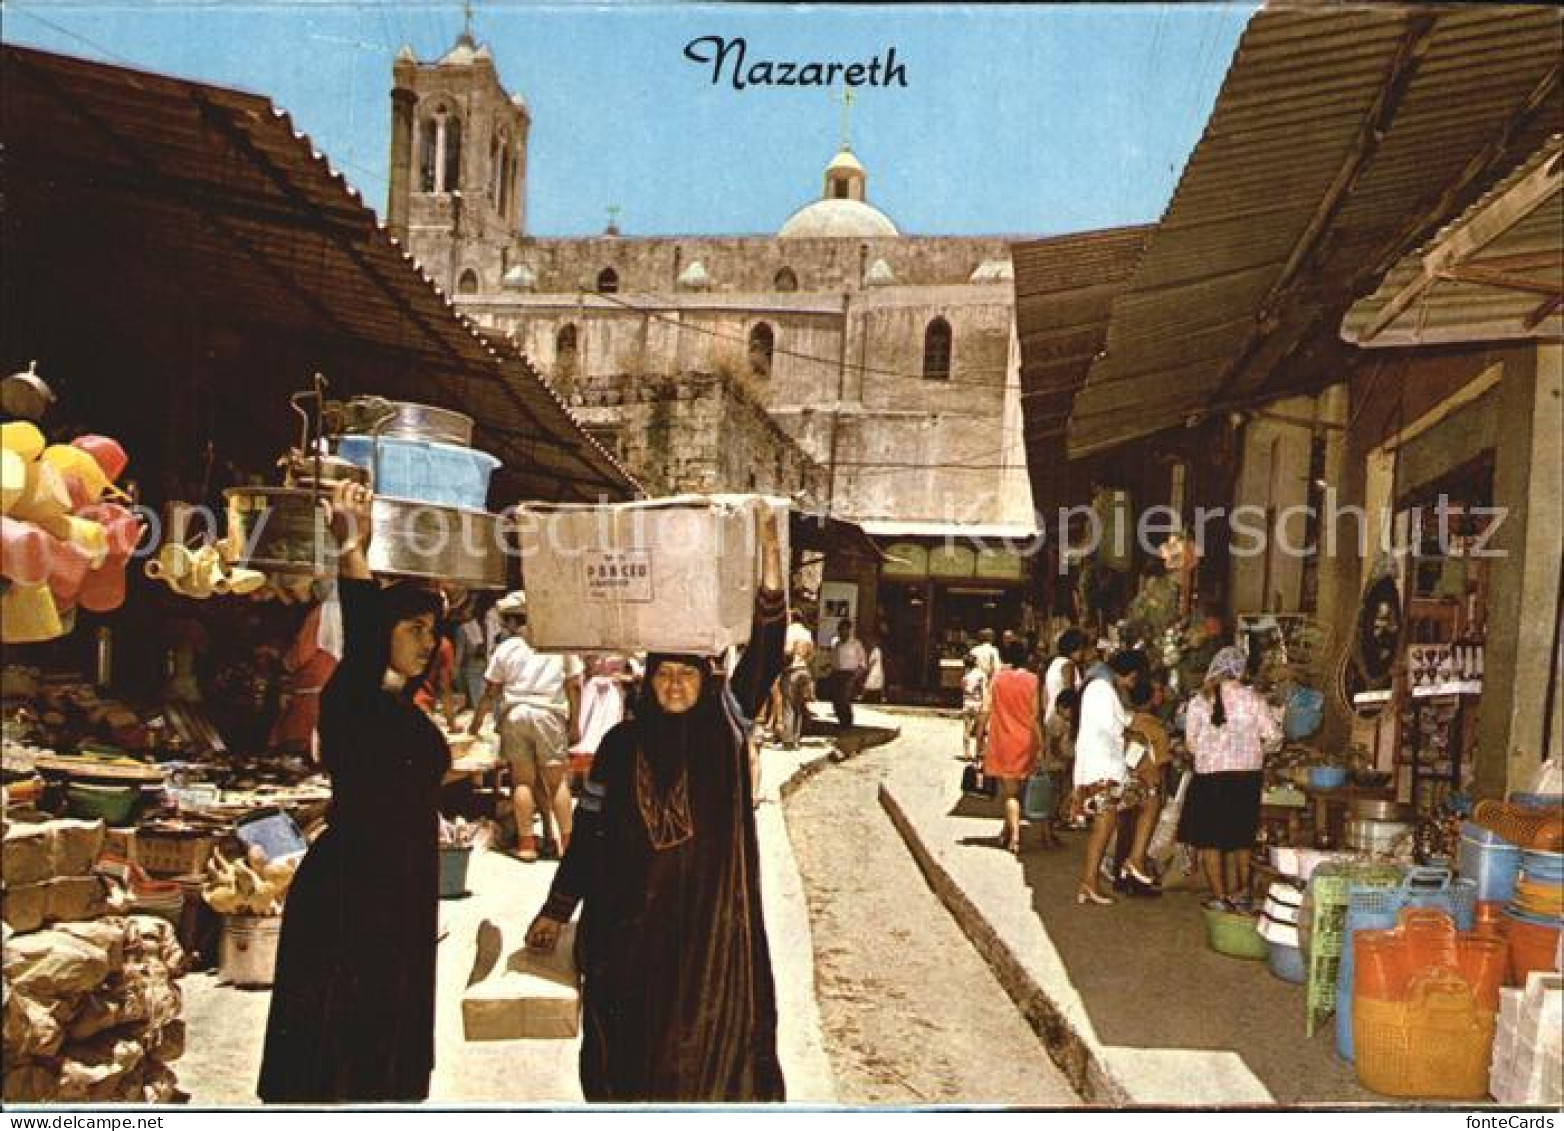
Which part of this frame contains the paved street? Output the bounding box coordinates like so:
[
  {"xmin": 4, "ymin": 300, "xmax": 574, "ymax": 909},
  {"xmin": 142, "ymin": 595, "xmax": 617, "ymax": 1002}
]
[
  {"xmin": 786, "ymin": 726, "xmax": 1080, "ymax": 1105},
  {"xmin": 875, "ymin": 712, "xmax": 1375, "ymax": 1106}
]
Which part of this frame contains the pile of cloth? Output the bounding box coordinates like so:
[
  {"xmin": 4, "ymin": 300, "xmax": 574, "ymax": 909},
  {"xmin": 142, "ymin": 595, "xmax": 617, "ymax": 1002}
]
[{"xmin": 2, "ymin": 817, "xmax": 188, "ymax": 1102}]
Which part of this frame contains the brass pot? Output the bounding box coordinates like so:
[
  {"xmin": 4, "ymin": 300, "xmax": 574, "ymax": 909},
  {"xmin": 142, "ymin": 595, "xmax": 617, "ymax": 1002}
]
[{"xmin": 223, "ymin": 488, "xmax": 336, "ymax": 577}]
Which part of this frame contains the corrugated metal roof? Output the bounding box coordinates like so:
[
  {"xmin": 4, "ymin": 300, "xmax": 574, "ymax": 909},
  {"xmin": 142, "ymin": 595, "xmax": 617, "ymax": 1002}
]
[
  {"xmin": 1068, "ymin": 4, "xmax": 1563, "ymax": 457},
  {"xmin": 1342, "ymin": 137, "xmax": 1562, "ymax": 346},
  {"xmin": 1, "ymin": 44, "xmax": 639, "ymax": 503},
  {"xmin": 1011, "ymin": 225, "xmax": 1153, "ymax": 445}
]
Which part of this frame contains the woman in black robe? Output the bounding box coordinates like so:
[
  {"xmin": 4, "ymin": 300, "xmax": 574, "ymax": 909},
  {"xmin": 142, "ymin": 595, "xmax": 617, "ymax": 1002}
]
[
  {"xmin": 526, "ymin": 510, "xmax": 787, "ymax": 1102},
  {"xmin": 258, "ymin": 482, "xmax": 451, "ymax": 1103}
]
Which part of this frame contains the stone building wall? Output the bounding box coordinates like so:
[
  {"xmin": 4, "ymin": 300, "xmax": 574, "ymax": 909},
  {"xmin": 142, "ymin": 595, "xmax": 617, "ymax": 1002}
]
[
  {"xmin": 565, "ymin": 371, "xmax": 827, "ymax": 503},
  {"xmin": 510, "ymin": 235, "xmax": 1017, "ymax": 294}
]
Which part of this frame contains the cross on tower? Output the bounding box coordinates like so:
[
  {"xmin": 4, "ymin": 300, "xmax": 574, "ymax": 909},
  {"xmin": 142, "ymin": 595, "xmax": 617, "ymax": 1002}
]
[
  {"xmin": 831, "ymin": 86, "xmax": 857, "ymax": 150},
  {"xmin": 462, "ymin": 0, "xmax": 475, "ymax": 41}
]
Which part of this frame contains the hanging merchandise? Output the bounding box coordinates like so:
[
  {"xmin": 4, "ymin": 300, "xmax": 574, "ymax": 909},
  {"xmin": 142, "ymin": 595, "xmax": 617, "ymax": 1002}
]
[
  {"xmin": 220, "ymin": 377, "xmax": 509, "ymax": 592},
  {"xmin": 2, "ymin": 373, "xmax": 137, "ymax": 638}
]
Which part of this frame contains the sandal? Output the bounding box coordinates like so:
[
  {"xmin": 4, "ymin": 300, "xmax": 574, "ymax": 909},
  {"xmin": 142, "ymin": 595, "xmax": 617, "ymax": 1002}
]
[{"xmin": 1076, "ymin": 884, "xmax": 1115, "ymax": 906}]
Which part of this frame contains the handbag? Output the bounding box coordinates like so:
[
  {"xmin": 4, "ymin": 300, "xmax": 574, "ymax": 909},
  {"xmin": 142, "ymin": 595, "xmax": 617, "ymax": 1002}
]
[
  {"xmin": 1022, "ymin": 770, "xmax": 1057, "ymax": 821},
  {"xmin": 961, "ymin": 761, "xmax": 997, "ymax": 799}
]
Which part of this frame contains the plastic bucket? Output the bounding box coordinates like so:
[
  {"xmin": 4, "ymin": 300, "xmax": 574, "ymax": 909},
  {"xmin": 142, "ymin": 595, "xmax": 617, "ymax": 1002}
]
[
  {"xmin": 439, "ymin": 845, "xmax": 473, "ymax": 899},
  {"xmin": 1502, "ymin": 910, "xmax": 1563, "ymax": 985},
  {"xmin": 1458, "ymin": 825, "xmax": 1522, "ymax": 903},
  {"xmin": 1268, "ymin": 940, "xmax": 1307, "ymax": 984},
  {"xmin": 219, "ymin": 914, "xmax": 281, "ymax": 988}
]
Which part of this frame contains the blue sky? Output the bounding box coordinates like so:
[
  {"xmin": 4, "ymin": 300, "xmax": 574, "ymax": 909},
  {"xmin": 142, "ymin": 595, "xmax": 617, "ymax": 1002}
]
[{"xmin": 4, "ymin": 2, "xmax": 1256, "ymax": 238}]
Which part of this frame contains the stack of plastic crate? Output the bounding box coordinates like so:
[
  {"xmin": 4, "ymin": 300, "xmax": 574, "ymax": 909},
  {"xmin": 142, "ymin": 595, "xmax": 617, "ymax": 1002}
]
[
  {"xmin": 1304, "ymin": 861, "xmax": 1403, "ymax": 1037},
  {"xmin": 1489, "ymin": 972, "xmax": 1563, "ymax": 1104}
]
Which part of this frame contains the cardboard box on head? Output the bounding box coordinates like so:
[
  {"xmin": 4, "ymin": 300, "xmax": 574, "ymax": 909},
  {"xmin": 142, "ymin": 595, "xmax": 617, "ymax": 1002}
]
[{"xmin": 516, "ymin": 494, "xmax": 790, "ymax": 656}]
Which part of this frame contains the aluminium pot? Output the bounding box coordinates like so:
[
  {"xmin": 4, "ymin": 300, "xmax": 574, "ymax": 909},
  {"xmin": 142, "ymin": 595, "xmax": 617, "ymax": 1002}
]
[
  {"xmin": 1350, "ymin": 798, "xmax": 1411, "ymax": 822},
  {"xmin": 366, "ymin": 495, "xmax": 508, "ymax": 590},
  {"xmin": 1345, "ymin": 817, "xmax": 1413, "ymax": 855},
  {"xmin": 342, "ymin": 400, "xmax": 474, "ymax": 448}
]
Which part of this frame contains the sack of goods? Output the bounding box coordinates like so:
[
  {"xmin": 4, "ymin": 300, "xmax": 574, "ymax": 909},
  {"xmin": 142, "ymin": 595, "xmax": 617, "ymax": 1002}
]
[{"xmin": 516, "ymin": 495, "xmax": 790, "ymax": 655}]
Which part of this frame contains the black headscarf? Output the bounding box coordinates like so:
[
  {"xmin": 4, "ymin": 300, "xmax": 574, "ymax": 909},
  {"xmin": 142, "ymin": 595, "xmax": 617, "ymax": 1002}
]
[{"xmin": 636, "ymin": 652, "xmax": 723, "ymax": 790}]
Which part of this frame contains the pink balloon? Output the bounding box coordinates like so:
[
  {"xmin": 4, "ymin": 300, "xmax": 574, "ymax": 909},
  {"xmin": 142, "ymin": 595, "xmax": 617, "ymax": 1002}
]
[
  {"xmin": 1, "ymin": 516, "xmax": 53, "ymax": 586},
  {"xmin": 47, "ymin": 537, "xmax": 92, "ymax": 605},
  {"xmin": 78, "ymin": 559, "xmax": 128, "ymax": 612},
  {"xmin": 72, "ymin": 434, "xmax": 129, "ymax": 481}
]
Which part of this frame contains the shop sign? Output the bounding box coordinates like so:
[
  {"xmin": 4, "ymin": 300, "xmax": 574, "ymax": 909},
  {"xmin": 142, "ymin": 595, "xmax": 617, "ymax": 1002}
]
[
  {"xmin": 929, "ymin": 544, "xmax": 976, "ymax": 578},
  {"xmin": 975, "ymin": 548, "xmax": 1023, "ymax": 580},
  {"xmin": 881, "ymin": 542, "xmax": 928, "ymax": 578}
]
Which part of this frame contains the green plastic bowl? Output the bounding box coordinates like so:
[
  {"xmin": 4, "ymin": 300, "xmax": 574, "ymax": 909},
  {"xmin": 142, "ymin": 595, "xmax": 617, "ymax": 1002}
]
[
  {"xmin": 65, "ymin": 782, "xmax": 139, "ymax": 826},
  {"xmin": 1203, "ymin": 906, "xmax": 1269, "ymax": 960}
]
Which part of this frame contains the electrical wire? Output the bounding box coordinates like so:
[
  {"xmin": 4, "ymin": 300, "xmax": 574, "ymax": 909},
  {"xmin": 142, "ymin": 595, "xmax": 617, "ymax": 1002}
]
[{"xmin": 578, "ymin": 287, "xmax": 1013, "ymax": 389}]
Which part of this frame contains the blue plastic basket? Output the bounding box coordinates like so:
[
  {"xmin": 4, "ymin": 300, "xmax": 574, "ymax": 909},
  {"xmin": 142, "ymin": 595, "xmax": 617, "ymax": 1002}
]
[
  {"xmin": 1457, "ymin": 823, "xmax": 1523, "ymax": 903},
  {"xmin": 1336, "ymin": 866, "xmax": 1477, "ymax": 1062},
  {"xmin": 336, "ymin": 435, "xmax": 499, "ymax": 511}
]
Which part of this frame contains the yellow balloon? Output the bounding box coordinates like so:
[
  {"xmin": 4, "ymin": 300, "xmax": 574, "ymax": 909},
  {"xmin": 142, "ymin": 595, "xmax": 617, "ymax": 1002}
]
[
  {"xmin": 0, "ymin": 449, "xmax": 24, "ymax": 514},
  {"xmin": 1, "ymin": 584, "xmax": 64, "ymax": 644},
  {"xmin": 0, "ymin": 421, "xmax": 46, "ymax": 463}
]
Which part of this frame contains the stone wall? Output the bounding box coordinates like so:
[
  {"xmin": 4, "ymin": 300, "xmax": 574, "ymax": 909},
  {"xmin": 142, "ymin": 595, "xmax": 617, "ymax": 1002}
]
[
  {"xmin": 506, "ymin": 234, "xmax": 1017, "ymax": 295},
  {"xmin": 565, "ymin": 371, "xmax": 826, "ymax": 503},
  {"xmin": 459, "ymin": 279, "xmax": 1031, "ymax": 526}
]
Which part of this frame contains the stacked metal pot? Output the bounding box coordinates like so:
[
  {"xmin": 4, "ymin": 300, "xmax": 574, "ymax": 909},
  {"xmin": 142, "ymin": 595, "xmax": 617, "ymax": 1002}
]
[{"xmin": 224, "ymin": 387, "xmax": 509, "ymax": 590}]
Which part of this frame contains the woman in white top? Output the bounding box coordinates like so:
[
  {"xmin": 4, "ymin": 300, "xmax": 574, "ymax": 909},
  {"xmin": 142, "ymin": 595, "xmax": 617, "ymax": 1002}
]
[
  {"xmin": 1043, "ymin": 627, "xmax": 1090, "ymax": 722},
  {"xmin": 1070, "ymin": 651, "xmax": 1148, "ymax": 905},
  {"xmin": 861, "ymin": 635, "xmax": 886, "ymax": 703}
]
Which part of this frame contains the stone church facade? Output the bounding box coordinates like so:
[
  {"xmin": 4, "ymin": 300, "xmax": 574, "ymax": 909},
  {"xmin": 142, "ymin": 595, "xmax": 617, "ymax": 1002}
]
[{"xmin": 386, "ymin": 33, "xmax": 1041, "ymax": 693}]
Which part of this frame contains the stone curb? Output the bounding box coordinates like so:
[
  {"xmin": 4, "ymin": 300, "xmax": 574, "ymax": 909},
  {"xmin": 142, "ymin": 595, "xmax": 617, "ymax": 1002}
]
[{"xmin": 877, "ymin": 781, "xmax": 1126, "ymax": 1106}]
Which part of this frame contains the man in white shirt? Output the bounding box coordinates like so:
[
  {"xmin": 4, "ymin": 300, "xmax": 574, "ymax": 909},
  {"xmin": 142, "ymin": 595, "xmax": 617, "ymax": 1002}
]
[
  {"xmin": 827, "ymin": 619, "xmax": 866, "ymax": 728},
  {"xmin": 469, "ymin": 592, "xmax": 582, "ymax": 863}
]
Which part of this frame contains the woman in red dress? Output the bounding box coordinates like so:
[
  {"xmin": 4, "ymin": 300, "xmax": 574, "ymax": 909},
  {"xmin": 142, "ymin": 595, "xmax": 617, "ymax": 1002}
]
[{"xmin": 979, "ymin": 639, "xmax": 1043, "ymax": 854}]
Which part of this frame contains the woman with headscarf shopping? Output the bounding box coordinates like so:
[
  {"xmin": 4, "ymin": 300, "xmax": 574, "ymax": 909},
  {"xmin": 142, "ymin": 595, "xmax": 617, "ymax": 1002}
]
[
  {"xmin": 523, "ymin": 508, "xmax": 788, "ymax": 1102},
  {"xmin": 1178, "ymin": 646, "xmax": 1281, "ymax": 912}
]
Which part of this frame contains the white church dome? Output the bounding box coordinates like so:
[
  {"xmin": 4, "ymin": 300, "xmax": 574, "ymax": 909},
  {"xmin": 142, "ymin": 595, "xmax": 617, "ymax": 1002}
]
[{"xmin": 779, "ymin": 199, "xmax": 899, "ymax": 239}]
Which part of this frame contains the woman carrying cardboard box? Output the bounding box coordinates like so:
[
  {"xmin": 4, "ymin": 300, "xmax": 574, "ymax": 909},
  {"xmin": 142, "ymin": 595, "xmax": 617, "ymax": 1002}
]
[{"xmin": 525, "ymin": 507, "xmax": 788, "ymax": 1102}]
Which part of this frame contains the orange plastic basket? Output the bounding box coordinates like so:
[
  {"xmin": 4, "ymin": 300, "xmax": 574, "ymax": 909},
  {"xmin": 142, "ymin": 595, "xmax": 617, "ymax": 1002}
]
[
  {"xmin": 1397, "ymin": 907, "xmax": 1459, "ymax": 970},
  {"xmin": 1353, "ymin": 972, "xmax": 1495, "ymax": 1099},
  {"xmin": 1453, "ymin": 937, "xmax": 1508, "ymax": 1011},
  {"xmin": 1356, "ymin": 930, "xmax": 1414, "ymax": 1001}
]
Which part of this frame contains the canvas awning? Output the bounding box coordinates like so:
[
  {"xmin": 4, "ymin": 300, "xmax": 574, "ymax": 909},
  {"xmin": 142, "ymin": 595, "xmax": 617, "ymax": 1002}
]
[
  {"xmin": 1, "ymin": 44, "xmax": 639, "ymax": 504},
  {"xmin": 1342, "ymin": 137, "xmax": 1563, "ymax": 347},
  {"xmin": 1066, "ymin": 4, "xmax": 1563, "ymax": 457}
]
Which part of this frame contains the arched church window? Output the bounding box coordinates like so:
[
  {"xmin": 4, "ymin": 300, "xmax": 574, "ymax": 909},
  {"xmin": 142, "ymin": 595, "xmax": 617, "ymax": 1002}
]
[
  {"xmin": 556, "ymin": 323, "xmax": 578, "ymax": 378},
  {"xmin": 596, "ymin": 268, "xmax": 619, "ymax": 294},
  {"xmin": 923, "ymin": 317, "xmax": 952, "ymax": 381},
  {"xmin": 748, "ymin": 323, "xmax": 775, "ymax": 379},
  {"xmin": 418, "ymin": 102, "xmax": 462, "ymax": 194},
  {"xmin": 417, "ymin": 118, "xmax": 438, "ymax": 193},
  {"xmin": 457, "ymin": 269, "xmax": 480, "ymax": 295},
  {"xmin": 773, "ymin": 267, "xmax": 799, "ymax": 292},
  {"xmin": 443, "ymin": 113, "xmax": 462, "ymax": 194}
]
